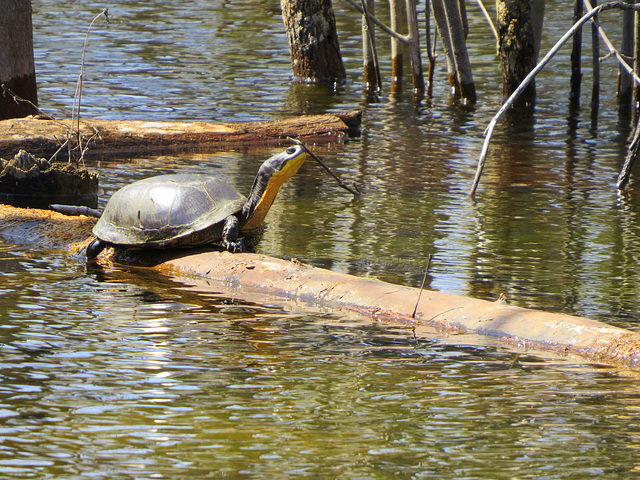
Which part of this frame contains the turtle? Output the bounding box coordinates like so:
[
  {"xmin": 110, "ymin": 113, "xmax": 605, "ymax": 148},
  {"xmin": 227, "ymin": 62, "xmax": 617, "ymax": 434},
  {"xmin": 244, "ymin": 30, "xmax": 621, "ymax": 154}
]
[{"xmin": 85, "ymin": 145, "xmax": 307, "ymax": 258}]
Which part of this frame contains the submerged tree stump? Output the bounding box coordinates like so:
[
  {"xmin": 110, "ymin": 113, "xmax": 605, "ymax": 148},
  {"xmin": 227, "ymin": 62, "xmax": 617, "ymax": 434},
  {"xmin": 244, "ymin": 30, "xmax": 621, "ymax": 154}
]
[
  {"xmin": 496, "ymin": 0, "xmax": 545, "ymax": 105},
  {"xmin": 0, "ymin": 0, "xmax": 38, "ymax": 119},
  {"xmin": 281, "ymin": 0, "xmax": 347, "ymax": 84}
]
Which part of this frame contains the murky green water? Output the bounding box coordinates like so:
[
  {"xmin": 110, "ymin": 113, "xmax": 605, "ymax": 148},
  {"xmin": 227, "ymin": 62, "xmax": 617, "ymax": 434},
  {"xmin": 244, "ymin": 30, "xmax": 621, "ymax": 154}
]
[{"xmin": 2, "ymin": 0, "xmax": 640, "ymax": 477}]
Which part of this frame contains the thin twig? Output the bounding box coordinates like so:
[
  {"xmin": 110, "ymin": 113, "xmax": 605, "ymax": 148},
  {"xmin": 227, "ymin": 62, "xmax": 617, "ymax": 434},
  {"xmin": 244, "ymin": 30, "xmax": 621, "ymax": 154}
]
[
  {"xmin": 71, "ymin": 9, "xmax": 109, "ymax": 165},
  {"xmin": 474, "ymin": 0, "xmax": 498, "ymax": 41},
  {"xmin": 0, "ymin": 84, "xmax": 54, "ymax": 119},
  {"xmin": 412, "ymin": 254, "xmax": 433, "ymax": 318},
  {"xmin": 287, "ymin": 138, "xmax": 362, "ymax": 196},
  {"xmin": 344, "ymin": 0, "xmax": 411, "ymax": 44},
  {"xmin": 469, "ymin": 1, "xmax": 640, "ymax": 197},
  {"xmin": 584, "ymin": 0, "xmax": 640, "ymax": 84}
]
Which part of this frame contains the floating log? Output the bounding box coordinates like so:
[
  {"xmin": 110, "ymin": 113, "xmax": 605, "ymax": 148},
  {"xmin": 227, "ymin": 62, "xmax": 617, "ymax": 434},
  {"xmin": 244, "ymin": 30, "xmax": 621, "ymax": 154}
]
[
  {"xmin": 2, "ymin": 203, "xmax": 640, "ymax": 370},
  {"xmin": 0, "ymin": 111, "xmax": 361, "ymax": 158}
]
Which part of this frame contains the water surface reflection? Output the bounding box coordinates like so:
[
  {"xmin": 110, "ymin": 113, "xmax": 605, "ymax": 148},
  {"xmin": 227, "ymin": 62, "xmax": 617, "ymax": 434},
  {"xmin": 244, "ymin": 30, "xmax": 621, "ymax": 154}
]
[{"xmin": 2, "ymin": 0, "xmax": 640, "ymax": 477}]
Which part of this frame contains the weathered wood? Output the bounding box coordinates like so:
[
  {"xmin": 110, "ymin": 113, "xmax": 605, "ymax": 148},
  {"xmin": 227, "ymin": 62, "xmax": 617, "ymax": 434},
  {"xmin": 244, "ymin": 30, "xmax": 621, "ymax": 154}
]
[
  {"xmin": 389, "ymin": 0, "xmax": 404, "ymax": 93},
  {"xmin": 496, "ymin": 0, "xmax": 545, "ymax": 105},
  {"xmin": 0, "ymin": 111, "xmax": 361, "ymax": 158},
  {"xmin": 158, "ymin": 252, "xmax": 640, "ymax": 370},
  {"xmin": 0, "ymin": 0, "xmax": 38, "ymax": 119},
  {"xmin": 618, "ymin": 6, "xmax": 635, "ymax": 109},
  {"xmin": 2, "ymin": 203, "xmax": 640, "ymax": 370},
  {"xmin": 570, "ymin": 0, "xmax": 583, "ymax": 104},
  {"xmin": 431, "ymin": 0, "xmax": 476, "ymax": 104},
  {"xmin": 405, "ymin": 0, "xmax": 425, "ymax": 97},
  {"xmin": 362, "ymin": 0, "xmax": 381, "ymax": 96},
  {"xmin": 280, "ymin": 0, "xmax": 347, "ymax": 84}
]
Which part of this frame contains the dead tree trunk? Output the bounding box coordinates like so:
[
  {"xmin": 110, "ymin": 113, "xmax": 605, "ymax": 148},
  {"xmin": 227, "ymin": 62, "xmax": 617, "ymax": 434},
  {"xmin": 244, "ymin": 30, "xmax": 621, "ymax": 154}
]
[
  {"xmin": 496, "ymin": 0, "xmax": 545, "ymax": 106},
  {"xmin": 389, "ymin": 0, "xmax": 404, "ymax": 93},
  {"xmin": 281, "ymin": 0, "xmax": 347, "ymax": 85},
  {"xmin": 0, "ymin": 0, "xmax": 38, "ymax": 120},
  {"xmin": 591, "ymin": 0, "xmax": 600, "ymax": 113},
  {"xmin": 405, "ymin": 0, "xmax": 425, "ymax": 97},
  {"xmin": 362, "ymin": 0, "xmax": 381, "ymax": 96},
  {"xmin": 635, "ymin": 4, "xmax": 640, "ymax": 106},
  {"xmin": 570, "ymin": 0, "xmax": 583, "ymax": 105},
  {"xmin": 618, "ymin": 6, "xmax": 635, "ymax": 110},
  {"xmin": 431, "ymin": 0, "xmax": 476, "ymax": 104}
]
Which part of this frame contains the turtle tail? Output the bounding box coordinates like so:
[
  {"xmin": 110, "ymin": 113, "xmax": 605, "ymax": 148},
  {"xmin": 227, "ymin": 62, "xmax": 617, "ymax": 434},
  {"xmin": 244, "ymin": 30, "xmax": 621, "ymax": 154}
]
[{"xmin": 84, "ymin": 237, "xmax": 107, "ymax": 259}]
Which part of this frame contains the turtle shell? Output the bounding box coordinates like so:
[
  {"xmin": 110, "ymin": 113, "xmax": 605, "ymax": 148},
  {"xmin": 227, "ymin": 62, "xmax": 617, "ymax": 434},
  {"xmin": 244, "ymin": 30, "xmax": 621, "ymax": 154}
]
[{"xmin": 93, "ymin": 174, "xmax": 247, "ymax": 248}]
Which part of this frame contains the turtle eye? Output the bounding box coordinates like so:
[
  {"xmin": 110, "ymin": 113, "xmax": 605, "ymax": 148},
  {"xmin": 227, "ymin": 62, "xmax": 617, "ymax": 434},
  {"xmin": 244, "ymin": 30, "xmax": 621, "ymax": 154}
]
[{"xmin": 286, "ymin": 146, "xmax": 297, "ymax": 155}]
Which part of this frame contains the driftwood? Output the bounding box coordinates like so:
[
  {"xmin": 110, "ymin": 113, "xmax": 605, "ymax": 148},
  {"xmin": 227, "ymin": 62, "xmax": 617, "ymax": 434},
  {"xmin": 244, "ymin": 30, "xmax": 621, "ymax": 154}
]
[
  {"xmin": 2, "ymin": 202, "xmax": 640, "ymax": 370},
  {"xmin": 0, "ymin": 111, "xmax": 362, "ymax": 158}
]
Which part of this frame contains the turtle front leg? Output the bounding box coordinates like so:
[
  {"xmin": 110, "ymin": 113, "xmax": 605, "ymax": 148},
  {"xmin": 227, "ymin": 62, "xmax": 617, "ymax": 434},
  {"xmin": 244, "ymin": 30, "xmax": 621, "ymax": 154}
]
[{"xmin": 222, "ymin": 215, "xmax": 245, "ymax": 253}]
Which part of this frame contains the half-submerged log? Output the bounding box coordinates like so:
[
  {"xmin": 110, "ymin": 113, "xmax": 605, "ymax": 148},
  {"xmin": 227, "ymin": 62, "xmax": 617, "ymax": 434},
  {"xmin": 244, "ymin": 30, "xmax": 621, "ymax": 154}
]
[
  {"xmin": 2, "ymin": 203, "xmax": 640, "ymax": 370},
  {"xmin": 0, "ymin": 111, "xmax": 361, "ymax": 158}
]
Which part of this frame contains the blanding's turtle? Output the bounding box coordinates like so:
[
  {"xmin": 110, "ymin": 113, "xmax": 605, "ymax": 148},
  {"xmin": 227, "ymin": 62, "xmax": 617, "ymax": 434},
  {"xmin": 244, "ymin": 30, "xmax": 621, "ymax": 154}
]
[{"xmin": 85, "ymin": 145, "xmax": 307, "ymax": 258}]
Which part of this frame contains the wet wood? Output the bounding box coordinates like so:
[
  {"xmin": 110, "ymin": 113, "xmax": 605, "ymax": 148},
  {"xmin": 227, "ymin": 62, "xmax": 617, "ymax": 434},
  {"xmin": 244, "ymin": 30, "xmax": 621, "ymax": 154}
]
[
  {"xmin": 280, "ymin": 0, "xmax": 347, "ymax": 84},
  {"xmin": 0, "ymin": 0, "xmax": 38, "ymax": 119},
  {"xmin": 0, "ymin": 111, "xmax": 361, "ymax": 158},
  {"xmin": 496, "ymin": 0, "xmax": 545, "ymax": 105},
  {"xmin": 2, "ymin": 202, "xmax": 640, "ymax": 370}
]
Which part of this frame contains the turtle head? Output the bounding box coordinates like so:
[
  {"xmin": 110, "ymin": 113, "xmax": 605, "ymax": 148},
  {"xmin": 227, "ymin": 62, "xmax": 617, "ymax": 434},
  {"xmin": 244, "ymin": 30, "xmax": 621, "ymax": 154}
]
[{"xmin": 240, "ymin": 145, "xmax": 307, "ymax": 231}]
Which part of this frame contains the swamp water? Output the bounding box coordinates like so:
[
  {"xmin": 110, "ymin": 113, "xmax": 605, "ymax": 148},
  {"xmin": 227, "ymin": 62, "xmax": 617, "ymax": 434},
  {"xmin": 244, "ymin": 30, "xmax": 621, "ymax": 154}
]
[{"xmin": 2, "ymin": 0, "xmax": 640, "ymax": 477}]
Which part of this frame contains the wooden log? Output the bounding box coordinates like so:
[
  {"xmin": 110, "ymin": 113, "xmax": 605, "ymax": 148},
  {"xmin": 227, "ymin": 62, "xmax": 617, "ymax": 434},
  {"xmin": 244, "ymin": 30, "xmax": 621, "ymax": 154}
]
[
  {"xmin": 2, "ymin": 203, "xmax": 640, "ymax": 370},
  {"xmin": 0, "ymin": 111, "xmax": 361, "ymax": 158}
]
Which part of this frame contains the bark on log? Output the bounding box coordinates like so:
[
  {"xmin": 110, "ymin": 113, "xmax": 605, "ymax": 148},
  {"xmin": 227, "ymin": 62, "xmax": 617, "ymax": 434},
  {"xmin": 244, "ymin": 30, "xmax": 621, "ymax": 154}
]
[
  {"xmin": 281, "ymin": 0, "xmax": 347, "ymax": 84},
  {"xmin": 496, "ymin": 0, "xmax": 545, "ymax": 105},
  {"xmin": 2, "ymin": 203, "xmax": 640, "ymax": 370},
  {"xmin": 431, "ymin": 0, "xmax": 476, "ymax": 104},
  {"xmin": 0, "ymin": 0, "xmax": 38, "ymax": 119},
  {"xmin": 0, "ymin": 111, "xmax": 361, "ymax": 158}
]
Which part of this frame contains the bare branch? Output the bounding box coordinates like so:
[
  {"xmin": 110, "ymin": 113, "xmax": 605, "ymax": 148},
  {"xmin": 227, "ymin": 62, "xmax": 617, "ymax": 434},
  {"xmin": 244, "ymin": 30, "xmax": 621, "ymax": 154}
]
[
  {"xmin": 470, "ymin": 1, "xmax": 640, "ymax": 197},
  {"xmin": 474, "ymin": 0, "xmax": 498, "ymax": 41},
  {"xmin": 343, "ymin": 0, "xmax": 411, "ymax": 44}
]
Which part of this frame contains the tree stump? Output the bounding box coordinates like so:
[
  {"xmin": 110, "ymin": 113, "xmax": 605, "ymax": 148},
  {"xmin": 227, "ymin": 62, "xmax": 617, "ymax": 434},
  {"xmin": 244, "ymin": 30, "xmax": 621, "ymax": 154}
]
[
  {"xmin": 281, "ymin": 0, "xmax": 347, "ymax": 85},
  {"xmin": 0, "ymin": 0, "xmax": 38, "ymax": 119},
  {"xmin": 496, "ymin": 0, "xmax": 545, "ymax": 106}
]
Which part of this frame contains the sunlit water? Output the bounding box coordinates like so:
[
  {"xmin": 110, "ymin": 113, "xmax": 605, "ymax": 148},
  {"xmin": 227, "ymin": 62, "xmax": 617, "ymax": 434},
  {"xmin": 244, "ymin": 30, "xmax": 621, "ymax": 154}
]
[{"xmin": 2, "ymin": 0, "xmax": 640, "ymax": 477}]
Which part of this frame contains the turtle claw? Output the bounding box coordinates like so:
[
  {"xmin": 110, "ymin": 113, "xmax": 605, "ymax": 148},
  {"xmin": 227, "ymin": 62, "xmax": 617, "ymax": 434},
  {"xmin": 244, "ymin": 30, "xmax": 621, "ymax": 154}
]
[{"xmin": 225, "ymin": 239, "xmax": 245, "ymax": 253}]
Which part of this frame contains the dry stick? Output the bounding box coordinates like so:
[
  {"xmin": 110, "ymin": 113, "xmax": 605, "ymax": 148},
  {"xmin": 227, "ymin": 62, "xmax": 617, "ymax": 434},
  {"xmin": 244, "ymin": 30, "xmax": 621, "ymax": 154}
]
[
  {"xmin": 287, "ymin": 138, "xmax": 362, "ymax": 196},
  {"xmin": 360, "ymin": 0, "xmax": 382, "ymax": 94},
  {"xmin": 347, "ymin": 0, "xmax": 426, "ymax": 97},
  {"xmin": 469, "ymin": 1, "xmax": 640, "ymax": 198},
  {"xmin": 584, "ymin": 0, "xmax": 640, "ymax": 84},
  {"xmin": 591, "ymin": 0, "xmax": 600, "ymax": 111},
  {"xmin": 71, "ymin": 9, "xmax": 109, "ymax": 165},
  {"xmin": 411, "ymin": 254, "xmax": 433, "ymax": 318},
  {"xmin": 570, "ymin": 0, "xmax": 583, "ymax": 104},
  {"xmin": 424, "ymin": 0, "xmax": 438, "ymax": 99},
  {"xmin": 618, "ymin": 121, "xmax": 640, "ymax": 189},
  {"xmin": 345, "ymin": 0, "xmax": 410, "ymax": 44},
  {"xmin": 0, "ymin": 84, "xmax": 87, "ymax": 163},
  {"xmin": 474, "ymin": 0, "xmax": 498, "ymax": 41},
  {"xmin": 405, "ymin": 0, "xmax": 426, "ymax": 97}
]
